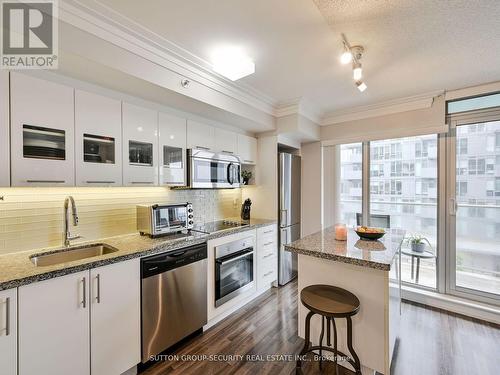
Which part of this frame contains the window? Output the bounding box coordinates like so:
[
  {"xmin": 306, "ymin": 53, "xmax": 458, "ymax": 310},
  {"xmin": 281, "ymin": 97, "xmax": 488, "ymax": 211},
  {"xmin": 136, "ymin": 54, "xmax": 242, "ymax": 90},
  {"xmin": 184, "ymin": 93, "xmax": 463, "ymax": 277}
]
[
  {"xmin": 468, "ymin": 158, "xmax": 477, "ymax": 175},
  {"xmin": 370, "ymin": 135, "xmax": 438, "ymax": 289},
  {"xmin": 391, "ymin": 161, "xmax": 402, "ymax": 177},
  {"xmin": 458, "ymin": 138, "xmax": 468, "ymax": 154},
  {"xmin": 454, "ymin": 120, "xmax": 500, "ymax": 297},
  {"xmin": 339, "ymin": 143, "xmax": 363, "ymax": 227},
  {"xmin": 457, "ymin": 181, "xmax": 468, "ymax": 196},
  {"xmin": 447, "ymin": 92, "xmax": 500, "ymax": 113}
]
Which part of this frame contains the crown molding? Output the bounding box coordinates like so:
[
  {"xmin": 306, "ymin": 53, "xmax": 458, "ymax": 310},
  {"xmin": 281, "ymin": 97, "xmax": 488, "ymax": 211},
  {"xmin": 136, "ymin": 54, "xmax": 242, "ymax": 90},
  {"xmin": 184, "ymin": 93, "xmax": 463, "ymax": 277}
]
[
  {"xmin": 320, "ymin": 90, "xmax": 445, "ymax": 126},
  {"xmin": 274, "ymin": 97, "xmax": 322, "ymax": 124},
  {"xmin": 58, "ymin": 0, "xmax": 277, "ymax": 115}
]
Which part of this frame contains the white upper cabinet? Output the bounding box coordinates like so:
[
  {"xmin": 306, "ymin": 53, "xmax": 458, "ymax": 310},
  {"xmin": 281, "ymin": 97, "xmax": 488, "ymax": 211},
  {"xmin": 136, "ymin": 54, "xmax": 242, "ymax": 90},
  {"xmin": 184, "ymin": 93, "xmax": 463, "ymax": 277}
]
[
  {"xmin": 18, "ymin": 271, "xmax": 90, "ymax": 375},
  {"xmin": 90, "ymin": 259, "xmax": 140, "ymax": 375},
  {"xmin": 0, "ymin": 71, "xmax": 9, "ymax": 186},
  {"xmin": 122, "ymin": 103, "xmax": 159, "ymax": 186},
  {"xmin": 215, "ymin": 128, "xmax": 237, "ymax": 155},
  {"xmin": 237, "ymin": 134, "xmax": 258, "ymax": 164},
  {"xmin": 0, "ymin": 288, "xmax": 17, "ymax": 375},
  {"xmin": 187, "ymin": 120, "xmax": 215, "ymax": 151},
  {"xmin": 159, "ymin": 112, "xmax": 187, "ymax": 186},
  {"xmin": 75, "ymin": 90, "xmax": 122, "ymax": 186},
  {"xmin": 10, "ymin": 72, "xmax": 75, "ymax": 186}
]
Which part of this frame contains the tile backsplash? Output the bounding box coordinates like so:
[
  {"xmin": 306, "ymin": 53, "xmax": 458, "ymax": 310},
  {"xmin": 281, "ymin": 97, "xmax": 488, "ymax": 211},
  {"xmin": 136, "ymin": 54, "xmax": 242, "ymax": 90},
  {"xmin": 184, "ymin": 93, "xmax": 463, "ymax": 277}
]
[{"xmin": 0, "ymin": 187, "xmax": 242, "ymax": 255}]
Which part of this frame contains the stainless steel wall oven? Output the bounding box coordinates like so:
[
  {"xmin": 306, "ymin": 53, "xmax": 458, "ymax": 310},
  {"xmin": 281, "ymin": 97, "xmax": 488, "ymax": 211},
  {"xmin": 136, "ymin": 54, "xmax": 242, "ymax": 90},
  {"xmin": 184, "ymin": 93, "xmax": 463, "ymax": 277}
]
[{"xmin": 214, "ymin": 237, "xmax": 254, "ymax": 307}]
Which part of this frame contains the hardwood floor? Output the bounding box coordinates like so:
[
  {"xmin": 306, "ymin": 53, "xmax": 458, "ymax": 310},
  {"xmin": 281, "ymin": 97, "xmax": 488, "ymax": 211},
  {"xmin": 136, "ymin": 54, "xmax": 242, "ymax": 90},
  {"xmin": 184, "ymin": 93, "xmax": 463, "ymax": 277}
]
[{"xmin": 142, "ymin": 281, "xmax": 500, "ymax": 375}]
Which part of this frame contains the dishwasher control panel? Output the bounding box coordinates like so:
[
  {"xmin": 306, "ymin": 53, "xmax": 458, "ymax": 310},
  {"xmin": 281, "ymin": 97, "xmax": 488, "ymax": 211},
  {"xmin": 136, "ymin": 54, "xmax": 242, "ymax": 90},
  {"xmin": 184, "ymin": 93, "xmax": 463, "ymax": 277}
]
[{"xmin": 141, "ymin": 242, "xmax": 207, "ymax": 278}]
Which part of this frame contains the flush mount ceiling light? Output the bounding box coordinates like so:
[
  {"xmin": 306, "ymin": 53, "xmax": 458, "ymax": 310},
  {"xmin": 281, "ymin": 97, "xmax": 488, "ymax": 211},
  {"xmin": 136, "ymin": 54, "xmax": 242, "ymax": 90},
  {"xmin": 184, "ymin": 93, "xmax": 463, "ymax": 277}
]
[
  {"xmin": 211, "ymin": 46, "xmax": 255, "ymax": 81},
  {"xmin": 340, "ymin": 33, "xmax": 367, "ymax": 92}
]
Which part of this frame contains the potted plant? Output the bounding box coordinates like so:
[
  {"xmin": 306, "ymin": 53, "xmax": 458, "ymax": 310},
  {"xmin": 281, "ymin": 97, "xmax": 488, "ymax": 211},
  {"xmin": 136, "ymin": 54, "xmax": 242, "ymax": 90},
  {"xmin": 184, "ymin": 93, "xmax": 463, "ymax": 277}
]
[
  {"xmin": 241, "ymin": 170, "xmax": 252, "ymax": 185},
  {"xmin": 404, "ymin": 234, "xmax": 433, "ymax": 253}
]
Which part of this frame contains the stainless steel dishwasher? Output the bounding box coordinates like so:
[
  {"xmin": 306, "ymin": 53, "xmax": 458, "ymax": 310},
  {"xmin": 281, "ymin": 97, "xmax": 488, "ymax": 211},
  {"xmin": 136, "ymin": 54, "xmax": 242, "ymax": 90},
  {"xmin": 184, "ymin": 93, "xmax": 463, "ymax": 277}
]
[{"xmin": 141, "ymin": 242, "xmax": 207, "ymax": 362}]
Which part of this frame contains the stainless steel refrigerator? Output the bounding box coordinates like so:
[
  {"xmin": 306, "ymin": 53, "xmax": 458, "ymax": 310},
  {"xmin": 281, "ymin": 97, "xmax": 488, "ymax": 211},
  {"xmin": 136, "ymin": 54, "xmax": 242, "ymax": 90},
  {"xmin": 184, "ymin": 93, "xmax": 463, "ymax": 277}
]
[{"xmin": 278, "ymin": 152, "xmax": 301, "ymax": 285}]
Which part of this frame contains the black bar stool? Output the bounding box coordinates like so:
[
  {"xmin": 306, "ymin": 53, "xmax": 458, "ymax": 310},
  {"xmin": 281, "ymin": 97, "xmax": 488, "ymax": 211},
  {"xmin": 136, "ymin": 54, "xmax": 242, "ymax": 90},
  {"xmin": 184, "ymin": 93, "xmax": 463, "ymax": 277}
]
[{"xmin": 296, "ymin": 284, "xmax": 361, "ymax": 374}]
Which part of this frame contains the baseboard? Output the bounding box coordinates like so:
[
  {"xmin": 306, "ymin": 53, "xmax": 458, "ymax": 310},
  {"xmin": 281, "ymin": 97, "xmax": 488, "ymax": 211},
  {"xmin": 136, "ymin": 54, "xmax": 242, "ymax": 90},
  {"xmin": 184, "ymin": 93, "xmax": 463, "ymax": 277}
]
[{"xmin": 401, "ymin": 285, "xmax": 500, "ymax": 325}]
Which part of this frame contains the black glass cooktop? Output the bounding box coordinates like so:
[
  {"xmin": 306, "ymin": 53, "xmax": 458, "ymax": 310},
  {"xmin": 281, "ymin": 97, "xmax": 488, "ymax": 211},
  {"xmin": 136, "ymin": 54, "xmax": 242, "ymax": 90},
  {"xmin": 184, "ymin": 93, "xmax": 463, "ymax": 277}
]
[{"xmin": 192, "ymin": 220, "xmax": 249, "ymax": 234}]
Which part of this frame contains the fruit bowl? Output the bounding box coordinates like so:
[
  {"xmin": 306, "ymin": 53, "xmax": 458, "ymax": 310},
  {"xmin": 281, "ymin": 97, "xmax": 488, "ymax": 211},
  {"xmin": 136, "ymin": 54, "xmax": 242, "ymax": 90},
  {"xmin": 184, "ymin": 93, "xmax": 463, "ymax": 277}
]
[{"xmin": 355, "ymin": 226, "xmax": 386, "ymax": 241}]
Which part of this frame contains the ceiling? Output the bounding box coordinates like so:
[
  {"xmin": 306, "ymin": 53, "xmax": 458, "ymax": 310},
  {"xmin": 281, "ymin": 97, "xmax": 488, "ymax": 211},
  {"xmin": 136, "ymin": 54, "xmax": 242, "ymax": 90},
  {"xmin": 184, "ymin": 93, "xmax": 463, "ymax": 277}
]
[{"xmin": 76, "ymin": 0, "xmax": 500, "ymax": 120}]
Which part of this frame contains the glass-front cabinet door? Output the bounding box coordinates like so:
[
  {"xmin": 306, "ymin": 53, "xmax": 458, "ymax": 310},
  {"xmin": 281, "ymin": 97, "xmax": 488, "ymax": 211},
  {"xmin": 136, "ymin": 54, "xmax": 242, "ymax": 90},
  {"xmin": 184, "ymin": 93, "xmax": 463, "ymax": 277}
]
[
  {"xmin": 75, "ymin": 90, "xmax": 122, "ymax": 186},
  {"xmin": 122, "ymin": 103, "xmax": 158, "ymax": 186},
  {"xmin": 158, "ymin": 112, "xmax": 186, "ymax": 186},
  {"xmin": 10, "ymin": 72, "xmax": 75, "ymax": 186}
]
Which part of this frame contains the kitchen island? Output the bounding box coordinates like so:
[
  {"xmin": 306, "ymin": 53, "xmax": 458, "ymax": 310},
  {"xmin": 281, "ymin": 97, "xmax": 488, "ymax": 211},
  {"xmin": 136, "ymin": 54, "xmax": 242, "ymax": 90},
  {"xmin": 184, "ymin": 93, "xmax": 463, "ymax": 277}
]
[{"xmin": 285, "ymin": 226, "xmax": 405, "ymax": 375}]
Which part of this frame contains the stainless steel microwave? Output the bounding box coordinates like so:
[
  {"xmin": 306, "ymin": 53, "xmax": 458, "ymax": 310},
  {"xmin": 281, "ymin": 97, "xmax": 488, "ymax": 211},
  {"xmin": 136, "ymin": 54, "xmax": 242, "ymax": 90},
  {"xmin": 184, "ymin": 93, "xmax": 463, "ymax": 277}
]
[
  {"xmin": 137, "ymin": 203, "xmax": 193, "ymax": 237},
  {"xmin": 188, "ymin": 149, "xmax": 241, "ymax": 188}
]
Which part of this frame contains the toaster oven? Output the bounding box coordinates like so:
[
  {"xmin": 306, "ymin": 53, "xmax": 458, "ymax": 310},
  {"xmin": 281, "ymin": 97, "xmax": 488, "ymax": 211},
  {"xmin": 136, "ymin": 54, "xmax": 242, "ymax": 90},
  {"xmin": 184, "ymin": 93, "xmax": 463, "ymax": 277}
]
[{"xmin": 137, "ymin": 203, "xmax": 193, "ymax": 237}]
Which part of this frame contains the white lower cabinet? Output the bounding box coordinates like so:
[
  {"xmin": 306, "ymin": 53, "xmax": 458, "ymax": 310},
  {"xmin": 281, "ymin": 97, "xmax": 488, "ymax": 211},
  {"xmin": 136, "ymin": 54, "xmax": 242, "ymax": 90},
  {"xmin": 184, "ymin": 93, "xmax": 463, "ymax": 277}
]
[
  {"xmin": 90, "ymin": 259, "xmax": 140, "ymax": 375},
  {"xmin": 256, "ymin": 225, "xmax": 278, "ymax": 290},
  {"xmin": 18, "ymin": 259, "xmax": 141, "ymax": 375},
  {"xmin": 0, "ymin": 288, "xmax": 17, "ymax": 375},
  {"xmin": 18, "ymin": 270, "xmax": 90, "ymax": 375}
]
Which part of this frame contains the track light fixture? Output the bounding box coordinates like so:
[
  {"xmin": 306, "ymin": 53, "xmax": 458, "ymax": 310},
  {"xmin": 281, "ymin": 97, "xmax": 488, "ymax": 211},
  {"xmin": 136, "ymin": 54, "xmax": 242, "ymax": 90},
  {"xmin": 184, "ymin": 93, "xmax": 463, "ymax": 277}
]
[
  {"xmin": 340, "ymin": 33, "xmax": 367, "ymax": 92},
  {"xmin": 356, "ymin": 81, "xmax": 367, "ymax": 92}
]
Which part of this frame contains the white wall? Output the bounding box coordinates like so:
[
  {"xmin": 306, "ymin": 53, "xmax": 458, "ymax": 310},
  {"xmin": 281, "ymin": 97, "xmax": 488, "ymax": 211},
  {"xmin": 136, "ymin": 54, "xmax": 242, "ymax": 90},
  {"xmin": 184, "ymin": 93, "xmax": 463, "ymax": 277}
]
[
  {"xmin": 300, "ymin": 142, "xmax": 322, "ymax": 236},
  {"xmin": 0, "ymin": 71, "xmax": 9, "ymax": 187},
  {"xmin": 322, "ymin": 145, "xmax": 340, "ymax": 228},
  {"xmin": 241, "ymin": 135, "xmax": 278, "ymax": 220},
  {"xmin": 320, "ymin": 95, "xmax": 446, "ymax": 144}
]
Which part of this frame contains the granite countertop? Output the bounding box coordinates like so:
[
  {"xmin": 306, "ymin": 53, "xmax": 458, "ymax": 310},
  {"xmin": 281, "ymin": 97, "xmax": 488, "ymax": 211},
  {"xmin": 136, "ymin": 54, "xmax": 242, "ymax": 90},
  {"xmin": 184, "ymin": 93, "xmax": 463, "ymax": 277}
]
[
  {"xmin": 0, "ymin": 218, "xmax": 276, "ymax": 291},
  {"xmin": 285, "ymin": 226, "xmax": 405, "ymax": 271}
]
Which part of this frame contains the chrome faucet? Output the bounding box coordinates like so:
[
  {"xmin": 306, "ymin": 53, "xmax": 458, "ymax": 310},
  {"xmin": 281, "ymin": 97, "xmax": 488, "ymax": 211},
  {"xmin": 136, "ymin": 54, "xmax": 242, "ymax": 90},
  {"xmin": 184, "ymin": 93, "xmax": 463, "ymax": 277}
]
[{"xmin": 63, "ymin": 196, "xmax": 80, "ymax": 247}]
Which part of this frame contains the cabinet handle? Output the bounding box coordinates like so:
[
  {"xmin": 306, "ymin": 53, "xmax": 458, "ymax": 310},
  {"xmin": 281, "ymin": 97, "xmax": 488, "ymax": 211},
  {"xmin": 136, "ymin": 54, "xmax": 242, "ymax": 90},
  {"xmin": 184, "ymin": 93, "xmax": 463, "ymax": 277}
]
[
  {"xmin": 263, "ymin": 253, "xmax": 274, "ymax": 259},
  {"xmin": 244, "ymin": 159, "xmax": 254, "ymax": 163},
  {"xmin": 131, "ymin": 181, "xmax": 154, "ymax": 184},
  {"xmin": 1, "ymin": 297, "xmax": 10, "ymax": 336},
  {"xmin": 221, "ymin": 150, "xmax": 234, "ymax": 154},
  {"xmin": 264, "ymin": 241, "xmax": 274, "ymax": 246},
  {"xmin": 263, "ymin": 230, "xmax": 274, "ymax": 234},
  {"xmin": 86, "ymin": 181, "xmax": 115, "ymax": 184},
  {"xmin": 195, "ymin": 146, "xmax": 210, "ymax": 150},
  {"xmin": 264, "ymin": 271, "xmax": 274, "ymax": 277},
  {"xmin": 26, "ymin": 180, "xmax": 65, "ymax": 183},
  {"xmin": 81, "ymin": 277, "xmax": 87, "ymax": 308},
  {"xmin": 95, "ymin": 274, "xmax": 101, "ymax": 303}
]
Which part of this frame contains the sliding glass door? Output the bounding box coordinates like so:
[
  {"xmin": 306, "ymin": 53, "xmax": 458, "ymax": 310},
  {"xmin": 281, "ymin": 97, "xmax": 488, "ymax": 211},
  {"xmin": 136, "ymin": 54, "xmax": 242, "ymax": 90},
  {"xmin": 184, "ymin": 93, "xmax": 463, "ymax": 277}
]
[
  {"xmin": 448, "ymin": 112, "xmax": 500, "ymax": 302},
  {"xmin": 370, "ymin": 135, "xmax": 438, "ymax": 288}
]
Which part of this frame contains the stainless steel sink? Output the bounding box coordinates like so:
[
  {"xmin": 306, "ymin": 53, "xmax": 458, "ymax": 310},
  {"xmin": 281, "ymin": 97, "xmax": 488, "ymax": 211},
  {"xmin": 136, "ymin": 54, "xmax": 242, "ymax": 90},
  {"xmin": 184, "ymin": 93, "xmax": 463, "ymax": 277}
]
[{"xmin": 30, "ymin": 243, "xmax": 119, "ymax": 267}]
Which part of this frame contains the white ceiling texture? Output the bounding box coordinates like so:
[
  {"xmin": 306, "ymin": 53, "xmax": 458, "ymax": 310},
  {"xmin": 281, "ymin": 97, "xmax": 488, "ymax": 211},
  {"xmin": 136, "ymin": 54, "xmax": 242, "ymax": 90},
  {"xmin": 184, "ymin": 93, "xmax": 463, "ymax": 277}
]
[{"xmin": 74, "ymin": 0, "xmax": 500, "ymax": 123}]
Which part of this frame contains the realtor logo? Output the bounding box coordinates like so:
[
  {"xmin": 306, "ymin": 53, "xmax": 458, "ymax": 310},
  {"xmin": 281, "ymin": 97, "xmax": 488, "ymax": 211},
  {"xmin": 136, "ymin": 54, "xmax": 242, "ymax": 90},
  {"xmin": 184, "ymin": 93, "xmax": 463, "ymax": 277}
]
[{"xmin": 1, "ymin": 0, "xmax": 58, "ymax": 69}]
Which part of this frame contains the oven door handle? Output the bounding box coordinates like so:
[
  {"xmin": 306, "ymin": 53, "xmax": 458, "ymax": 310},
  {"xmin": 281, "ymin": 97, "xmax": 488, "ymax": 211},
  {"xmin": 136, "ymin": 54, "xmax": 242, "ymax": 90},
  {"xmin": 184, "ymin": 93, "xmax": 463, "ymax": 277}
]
[{"xmin": 216, "ymin": 251, "xmax": 253, "ymax": 265}]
